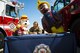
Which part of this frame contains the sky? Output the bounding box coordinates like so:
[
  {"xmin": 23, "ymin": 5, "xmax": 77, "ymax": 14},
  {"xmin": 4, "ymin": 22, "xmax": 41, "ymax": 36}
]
[{"xmin": 18, "ymin": 0, "xmax": 56, "ymax": 29}]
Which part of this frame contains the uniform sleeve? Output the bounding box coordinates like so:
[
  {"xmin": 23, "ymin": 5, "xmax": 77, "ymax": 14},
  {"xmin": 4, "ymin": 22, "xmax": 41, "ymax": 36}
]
[
  {"xmin": 42, "ymin": 17, "xmax": 52, "ymax": 33},
  {"xmin": 29, "ymin": 27, "xmax": 33, "ymax": 32}
]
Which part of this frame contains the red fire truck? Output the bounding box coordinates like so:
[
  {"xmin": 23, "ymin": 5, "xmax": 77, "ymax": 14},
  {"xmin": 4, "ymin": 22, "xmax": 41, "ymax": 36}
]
[
  {"xmin": 52, "ymin": 0, "xmax": 80, "ymax": 47},
  {"xmin": 0, "ymin": 0, "xmax": 23, "ymax": 50}
]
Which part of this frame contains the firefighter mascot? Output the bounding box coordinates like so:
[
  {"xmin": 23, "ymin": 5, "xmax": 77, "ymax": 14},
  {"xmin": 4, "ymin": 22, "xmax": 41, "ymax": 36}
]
[
  {"xmin": 37, "ymin": 0, "xmax": 64, "ymax": 33},
  {"xmin": 13, "ymin": 15, "xmax": 30, "ymax": 36}
]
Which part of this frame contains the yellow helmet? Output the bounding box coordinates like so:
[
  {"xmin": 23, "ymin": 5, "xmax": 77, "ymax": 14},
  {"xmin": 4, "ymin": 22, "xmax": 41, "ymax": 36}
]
[
  {"xmin": 37, "ymin": 0, "xmax": 50, "ymax": 10},
  {"xmin": 21, "ymin": 15, "xmax": 28, "ymax": 19}
]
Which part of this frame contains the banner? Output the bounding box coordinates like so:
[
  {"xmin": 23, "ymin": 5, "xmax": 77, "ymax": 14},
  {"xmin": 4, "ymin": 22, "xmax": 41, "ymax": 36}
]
[{"xmin": 4, "ymin": 32, "xmax": 76, "ymax": 53}]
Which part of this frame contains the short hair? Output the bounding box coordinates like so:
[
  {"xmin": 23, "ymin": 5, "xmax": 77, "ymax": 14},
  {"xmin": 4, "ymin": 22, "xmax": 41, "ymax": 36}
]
[{"xmin": 33, "ymin": 21, "xmax": 38, "ymax": 25}]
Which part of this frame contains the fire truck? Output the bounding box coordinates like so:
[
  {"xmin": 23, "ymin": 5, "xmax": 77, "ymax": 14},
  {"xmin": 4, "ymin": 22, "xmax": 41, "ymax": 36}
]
[
  {"xmin": 0, "ymin": 0, "xmax": 23, "ymax": 50},
  {"xmin": 52, "ymin": 0, "xmax": 80, "ymax": 47}
]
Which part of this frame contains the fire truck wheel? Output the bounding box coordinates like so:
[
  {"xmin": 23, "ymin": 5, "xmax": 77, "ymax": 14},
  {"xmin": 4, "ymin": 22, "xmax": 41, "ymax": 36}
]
[
  {"xmin": 0, "ymin": 28, "xmax": 6, "ymax": 52},
  {"xmin": 71, "ymin": 18, "xmax": 80, "ymax": 47}
]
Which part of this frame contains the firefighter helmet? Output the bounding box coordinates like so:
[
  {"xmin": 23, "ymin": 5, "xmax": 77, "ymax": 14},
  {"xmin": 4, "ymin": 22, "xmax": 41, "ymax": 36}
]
[
  {"xmin": 37, "ymin": 0, "xmax": 50, "ymax": 10},
  {"xmin": 21, "ymin": 15, "xmax": 28, "ymax": 20}
]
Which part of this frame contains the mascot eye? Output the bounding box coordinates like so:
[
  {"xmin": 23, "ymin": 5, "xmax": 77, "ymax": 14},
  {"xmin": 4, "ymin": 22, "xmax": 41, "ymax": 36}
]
[
  {"xmin": 25, "ymin": 23, "xmax": 27, "ymax": 25},
  {"xmin": 26, "ymin": 21, "xmax": 27, "ymax": 22}
]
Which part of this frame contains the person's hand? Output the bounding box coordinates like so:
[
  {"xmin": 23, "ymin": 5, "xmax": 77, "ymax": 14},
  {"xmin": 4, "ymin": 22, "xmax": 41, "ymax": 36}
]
[
  {"xmin": 29, "ymin": 32, "xmax": 37, "ymax": 34},
  {"xmin": 33, "ymin": 32, "xmax": 37, "ymax": 34}
]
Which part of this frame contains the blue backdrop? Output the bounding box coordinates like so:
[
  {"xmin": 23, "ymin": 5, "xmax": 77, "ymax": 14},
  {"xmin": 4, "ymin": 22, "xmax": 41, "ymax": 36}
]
[{"xmin": 4, "ymin": 32, "xmax": 76, "ymax": 53}]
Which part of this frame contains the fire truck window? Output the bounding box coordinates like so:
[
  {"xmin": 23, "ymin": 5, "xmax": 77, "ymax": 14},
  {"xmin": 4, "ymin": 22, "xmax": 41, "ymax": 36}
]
[
  {"xmin": 53, "ymin": 0, "xmax": 64, "ymax": 12},
  {"xmin": 65, "ymin": 0, "xmax": 70, "ymax": 5},
  {"xmin": 6, "ymin": 5, "xmax": 17, "ymax": 18}
]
